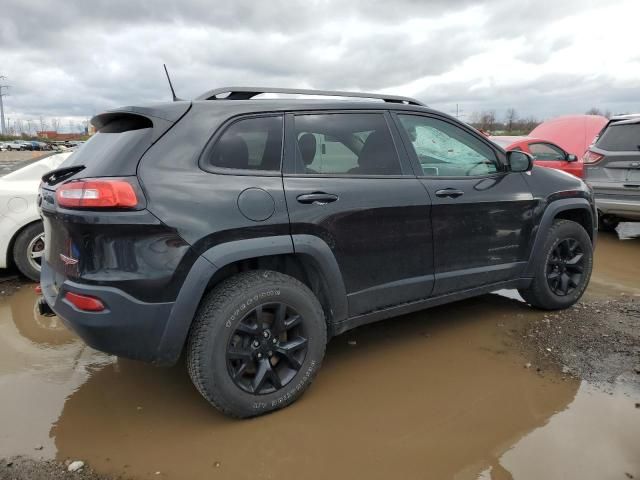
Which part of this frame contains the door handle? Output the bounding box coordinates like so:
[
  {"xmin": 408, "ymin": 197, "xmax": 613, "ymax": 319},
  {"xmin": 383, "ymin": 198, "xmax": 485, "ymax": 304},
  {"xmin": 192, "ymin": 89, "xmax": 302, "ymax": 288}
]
[
  {"xmin": 435, "ymin": 188, "xmax": 464, "ymax": 198},
  {"xmin": 296, "ymin": 193, "xmax": 339, "ymax": 205}
]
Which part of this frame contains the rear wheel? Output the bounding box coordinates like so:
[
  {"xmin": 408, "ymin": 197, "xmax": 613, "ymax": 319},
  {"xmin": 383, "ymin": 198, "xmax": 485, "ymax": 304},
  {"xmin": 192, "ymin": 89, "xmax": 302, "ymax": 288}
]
[
  {"xmin": 12, "ymin": 222, "xmax": 45, "ymax": 282},
  {"xmin": 187, "ymin": 270, "xmax": 327, "ymax": 418},
  {"xmin": 519, "ymin": 220, "xmax": 593, "ymax": 310}
]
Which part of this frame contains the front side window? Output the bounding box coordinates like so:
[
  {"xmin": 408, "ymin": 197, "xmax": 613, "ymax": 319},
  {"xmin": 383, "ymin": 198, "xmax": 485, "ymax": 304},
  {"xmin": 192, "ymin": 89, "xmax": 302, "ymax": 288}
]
[
  {"xmin": 529, "ymin": 142, "xmax": 565, "ymax": 161},
  {"xmin": 398, "ymin": 115, "xmax": 498, "ymax": 177},
  {"xmin": 293, "ymin": 113, "xmax": 401, "ymax": 175},
  {"xmin": 206, "ymin": 115, "xmax": 283, "ymax": 171}
]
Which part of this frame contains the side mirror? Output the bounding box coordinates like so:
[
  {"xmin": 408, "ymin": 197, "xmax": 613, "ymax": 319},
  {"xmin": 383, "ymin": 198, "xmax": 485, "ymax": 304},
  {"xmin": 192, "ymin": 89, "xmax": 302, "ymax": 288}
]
[
  {"xmin": 507, "ymin": 150, "xmax": 533, "ymax": 172},
  {"xmin": 566, "ymin": 154, "xmax": 577, "ymax": 162}
]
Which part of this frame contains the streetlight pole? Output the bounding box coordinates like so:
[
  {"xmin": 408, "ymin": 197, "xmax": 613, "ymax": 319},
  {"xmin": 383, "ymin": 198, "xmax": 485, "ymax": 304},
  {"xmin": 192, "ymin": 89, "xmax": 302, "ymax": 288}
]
[{"xmin": 0, "ymin": 76, "xmax": 8, "ymax": 136}]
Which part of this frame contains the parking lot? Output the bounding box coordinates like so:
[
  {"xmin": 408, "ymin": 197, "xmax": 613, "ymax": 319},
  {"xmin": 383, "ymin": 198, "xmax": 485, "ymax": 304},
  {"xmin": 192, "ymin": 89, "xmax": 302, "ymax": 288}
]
[
  {"xmin": 0, "ymin": 151, "xmax": 47, "ymax": 176},
  {"xmin": 0, "ymin": 232, "xmax": 638, "ymax": 480}
]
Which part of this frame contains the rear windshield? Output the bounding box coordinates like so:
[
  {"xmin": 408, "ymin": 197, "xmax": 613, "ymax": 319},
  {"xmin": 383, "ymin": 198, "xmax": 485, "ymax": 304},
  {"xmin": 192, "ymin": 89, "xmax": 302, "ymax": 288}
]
[
  {"xmin": 596, "ymin": 123, "xmax": 640, "ymax": 152},
  {"xmin": 64, "ymin": 126, "xmax": 153, "ymax": 177}
]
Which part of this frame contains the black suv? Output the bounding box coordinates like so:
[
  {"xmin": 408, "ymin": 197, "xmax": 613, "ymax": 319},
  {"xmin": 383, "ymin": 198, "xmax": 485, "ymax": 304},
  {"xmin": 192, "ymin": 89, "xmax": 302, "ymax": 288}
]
[{"xmin": 39, "ymin": 87, "xmax": 596, "ymax": 418}]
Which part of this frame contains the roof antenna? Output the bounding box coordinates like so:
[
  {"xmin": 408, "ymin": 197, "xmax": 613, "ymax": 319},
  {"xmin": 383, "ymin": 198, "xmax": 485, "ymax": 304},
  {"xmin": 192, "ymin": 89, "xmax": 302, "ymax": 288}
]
[{"xmin": 163, "ymin": 64, "xmax": 182, "ymax": 101}]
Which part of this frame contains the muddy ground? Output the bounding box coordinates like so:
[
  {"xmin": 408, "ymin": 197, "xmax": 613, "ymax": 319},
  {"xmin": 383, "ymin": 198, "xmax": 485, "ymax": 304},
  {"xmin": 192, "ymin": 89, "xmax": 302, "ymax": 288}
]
[{"xmin": 0, "ymin": 232, "xmax": 638, "ymax": 480}]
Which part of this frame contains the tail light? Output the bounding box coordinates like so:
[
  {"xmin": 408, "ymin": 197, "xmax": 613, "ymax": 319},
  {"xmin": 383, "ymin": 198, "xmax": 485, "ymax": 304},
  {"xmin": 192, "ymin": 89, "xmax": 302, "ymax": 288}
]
[
  {"xmin": 583, "ymin": 150, "xmax": 604, "ymax": 164},
  {"xmin": 56, "ymin": 178, "xmax": 140, "ymax": 209},
  {"xmin": 64, "ymin": 292, "xmax": 105, "ymax": 312}
]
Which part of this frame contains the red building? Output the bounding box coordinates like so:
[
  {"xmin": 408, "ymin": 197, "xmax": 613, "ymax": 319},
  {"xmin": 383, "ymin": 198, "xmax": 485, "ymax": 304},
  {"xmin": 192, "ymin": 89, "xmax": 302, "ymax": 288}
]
[{"xmin": 37, "ymin": 130, "xmax": 85, "ymax": 141}]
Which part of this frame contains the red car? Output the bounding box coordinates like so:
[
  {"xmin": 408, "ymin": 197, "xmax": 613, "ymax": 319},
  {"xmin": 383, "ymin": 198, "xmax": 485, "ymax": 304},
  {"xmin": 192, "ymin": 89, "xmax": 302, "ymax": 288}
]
[{"xmin": 490, "ymin": 136, "xmax": 583, "ymax": 178}]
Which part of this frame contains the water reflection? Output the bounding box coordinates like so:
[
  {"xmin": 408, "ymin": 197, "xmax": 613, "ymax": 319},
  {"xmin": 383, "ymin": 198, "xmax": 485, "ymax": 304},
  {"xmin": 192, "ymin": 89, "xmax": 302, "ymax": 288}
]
[{"xmin": 51, "ymin": 296, "xmax": 580, "ymax": 479}]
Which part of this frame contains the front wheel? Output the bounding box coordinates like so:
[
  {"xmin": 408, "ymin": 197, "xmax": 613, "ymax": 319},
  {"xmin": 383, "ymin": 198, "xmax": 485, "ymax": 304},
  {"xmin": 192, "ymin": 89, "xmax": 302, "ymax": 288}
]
[
  {"xmin": 187, "ymin": 270, "xmax": 327, "ymax": 418},
  {"xmin": 519, "ymin": 219, "xmax": 593, "ymax": 310}
]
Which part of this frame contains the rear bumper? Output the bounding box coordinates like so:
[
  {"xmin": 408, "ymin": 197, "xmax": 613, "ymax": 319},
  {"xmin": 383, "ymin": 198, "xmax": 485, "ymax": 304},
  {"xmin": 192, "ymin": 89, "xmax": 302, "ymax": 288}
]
[
  {"xmin": 40, "ymin": 261, "xmax": 174, "ymax": 363},
  {"xmin": 595, "ymin": 194, "xmax": 640, "ymax": 220}
]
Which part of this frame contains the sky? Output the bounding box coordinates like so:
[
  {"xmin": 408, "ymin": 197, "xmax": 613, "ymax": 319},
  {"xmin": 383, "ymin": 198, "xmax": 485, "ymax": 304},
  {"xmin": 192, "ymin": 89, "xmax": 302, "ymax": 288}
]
[{"xmin": 1, "ymin": 0, "xmax": 639, "ymax": 132}]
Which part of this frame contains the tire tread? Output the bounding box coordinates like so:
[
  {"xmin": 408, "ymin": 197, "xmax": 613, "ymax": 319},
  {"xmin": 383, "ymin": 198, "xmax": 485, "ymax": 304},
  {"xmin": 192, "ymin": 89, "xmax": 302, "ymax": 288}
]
[{"xmin": 186, "ymin": 270, "xmax": 326, "ymax": 418}]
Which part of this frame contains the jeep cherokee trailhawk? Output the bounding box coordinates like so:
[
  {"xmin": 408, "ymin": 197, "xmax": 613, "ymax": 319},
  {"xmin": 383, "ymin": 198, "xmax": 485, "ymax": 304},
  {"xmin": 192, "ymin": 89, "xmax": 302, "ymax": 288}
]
[{"xmin": 38, "ymin": 87, "xmax": 596, "ymax": 417}]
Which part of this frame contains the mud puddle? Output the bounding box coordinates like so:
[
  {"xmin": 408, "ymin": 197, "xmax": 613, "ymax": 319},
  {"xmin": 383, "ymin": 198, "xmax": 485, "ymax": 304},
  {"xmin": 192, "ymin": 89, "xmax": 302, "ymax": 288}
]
[
  {"xmin": 589, "ymin": 232, "xmax": 640, "ymax": 297},
  {"xmin": 1, "ymin": 234, "xmax": 639, "ymax": 480}
]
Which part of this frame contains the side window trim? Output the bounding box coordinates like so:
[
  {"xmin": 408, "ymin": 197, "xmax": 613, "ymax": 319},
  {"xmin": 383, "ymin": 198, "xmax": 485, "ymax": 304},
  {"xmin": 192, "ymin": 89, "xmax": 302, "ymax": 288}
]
[
  {"xmin": 198, "ymin": 113, "xmax": 285, "ymax": 177},
  {"xmin": 390, "ymin": 112, "xmax": 507, "ymax": 178},
  {"xmin": 282, "ymin": 109, "xmax": 413, "ymax": 178}
]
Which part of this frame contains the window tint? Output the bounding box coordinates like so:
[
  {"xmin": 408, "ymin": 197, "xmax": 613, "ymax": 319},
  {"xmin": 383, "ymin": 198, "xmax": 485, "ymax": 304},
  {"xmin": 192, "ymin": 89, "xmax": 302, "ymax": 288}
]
[
  {"xmin": 529, "ymin": 142, "xmax": 565, "ymax": 161},
  {"xmin": 596, "ymin": 123, "xmax": 640, "ymax": 151},
  {"xmin": 207, "ymin": 116, "xmax": 283, "ymax": 171},
  {"xmin": 294, "ymin": 113, "xmax": 401, "ymax": 175},
  {"xmin": 398, "ymin": 115, "xmax": 498, "ymax": 177}
]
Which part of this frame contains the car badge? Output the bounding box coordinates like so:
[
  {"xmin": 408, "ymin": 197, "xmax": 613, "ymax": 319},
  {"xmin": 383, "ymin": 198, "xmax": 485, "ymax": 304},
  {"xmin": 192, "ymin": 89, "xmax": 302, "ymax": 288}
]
[{"xmin": 59, "ymin": 253, "xmax": 79, "ymax": 266}]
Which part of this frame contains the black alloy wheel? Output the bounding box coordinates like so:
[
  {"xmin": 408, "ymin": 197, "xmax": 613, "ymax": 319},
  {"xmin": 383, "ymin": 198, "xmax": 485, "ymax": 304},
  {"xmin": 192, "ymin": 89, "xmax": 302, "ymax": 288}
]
[
  {"xmin": 546, "ymin": 238, "xmax": 584, "ymax": 296},
  {"xmin": 226, "ymin": 302, "xmax": 308, "ymax": 395}
]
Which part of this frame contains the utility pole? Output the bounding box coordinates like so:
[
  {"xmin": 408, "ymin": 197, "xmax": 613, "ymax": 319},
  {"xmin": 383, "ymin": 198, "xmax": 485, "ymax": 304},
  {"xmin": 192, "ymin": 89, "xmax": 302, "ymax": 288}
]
[{"xmin": 0, "ymin": 76, "xmax": 8, "ymax": 136}]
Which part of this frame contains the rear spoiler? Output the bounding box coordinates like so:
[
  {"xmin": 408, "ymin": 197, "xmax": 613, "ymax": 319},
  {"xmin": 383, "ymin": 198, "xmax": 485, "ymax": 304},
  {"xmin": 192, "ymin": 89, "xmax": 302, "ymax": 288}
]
[{"xmin": 91, "ymin": 101, "xmax": 191, "ymax": 144}]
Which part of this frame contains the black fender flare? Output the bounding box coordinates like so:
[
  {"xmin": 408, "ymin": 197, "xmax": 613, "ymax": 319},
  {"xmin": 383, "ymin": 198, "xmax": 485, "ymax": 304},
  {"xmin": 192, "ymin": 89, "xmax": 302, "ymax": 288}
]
[
  {"xmin": 155, "ymin": 235, "xmax": 347, "ymax": 365},
  {"xmin": 291, "ymin": 234, "xmax": 349, "ymax": 325},
  {"xmin": 523, "ymin": 198, "xmax": 595, "ymax": 277}
]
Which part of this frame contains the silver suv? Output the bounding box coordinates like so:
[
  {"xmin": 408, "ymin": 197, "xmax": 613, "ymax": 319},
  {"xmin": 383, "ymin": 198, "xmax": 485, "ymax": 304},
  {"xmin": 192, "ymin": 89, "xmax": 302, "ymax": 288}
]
[{"xmin": 584, "ymin": 114, "xmax": 640, "ymax": 229}]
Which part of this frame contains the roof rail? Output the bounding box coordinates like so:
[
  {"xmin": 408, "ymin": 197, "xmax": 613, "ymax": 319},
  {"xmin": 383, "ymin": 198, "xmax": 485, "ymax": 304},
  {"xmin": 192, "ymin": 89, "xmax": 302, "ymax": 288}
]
[{"xmin": 196, "ymin": 87, "xmax": 425, "ymax": 106}]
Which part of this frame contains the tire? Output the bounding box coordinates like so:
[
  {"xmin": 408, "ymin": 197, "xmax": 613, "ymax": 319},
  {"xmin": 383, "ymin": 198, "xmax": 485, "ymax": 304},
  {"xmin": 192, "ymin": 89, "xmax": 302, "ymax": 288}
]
[
  {"xmin": 187, "ymin": 270, "xmax": 327, "ymax": 418},
  {"xmin": 518, "ymin": 219, "xmax": 593, "ymax": 310},
  {"xmin": 12, "ymin": 222, "xmax": 45, "ymax": 282},
  {"xmin": 597, "ymin": 213, "xmax": 619, "ymax": 232}
]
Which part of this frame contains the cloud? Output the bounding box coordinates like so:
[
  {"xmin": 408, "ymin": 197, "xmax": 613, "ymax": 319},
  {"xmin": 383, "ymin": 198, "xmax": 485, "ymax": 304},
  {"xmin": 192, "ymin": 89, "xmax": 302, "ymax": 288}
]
[{"xmin": 0, "ymin": 0, "xmax": 638, "ymax": 132}]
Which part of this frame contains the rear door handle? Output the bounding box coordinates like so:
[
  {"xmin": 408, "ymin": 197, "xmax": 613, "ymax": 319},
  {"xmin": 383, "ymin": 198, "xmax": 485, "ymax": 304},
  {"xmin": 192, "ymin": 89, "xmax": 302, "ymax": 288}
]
[
  {"xmin": 435, "ymin": 188, "xmax": 464, "ymax": 198},
  {"xmin": 296, "ymin": 193, "xmax": 339, "ymax": 205}
]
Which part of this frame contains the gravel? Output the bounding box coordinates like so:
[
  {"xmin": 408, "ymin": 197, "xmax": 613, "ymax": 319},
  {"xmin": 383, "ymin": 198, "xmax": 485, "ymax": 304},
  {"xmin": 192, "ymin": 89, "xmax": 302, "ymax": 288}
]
[
  {"xmin": 0, "ymin": 457, "xmax": 126, "ymax": 480},
  {"xmin": 522, "ymin": 296, "xmax": 640, "ymax": 387}
]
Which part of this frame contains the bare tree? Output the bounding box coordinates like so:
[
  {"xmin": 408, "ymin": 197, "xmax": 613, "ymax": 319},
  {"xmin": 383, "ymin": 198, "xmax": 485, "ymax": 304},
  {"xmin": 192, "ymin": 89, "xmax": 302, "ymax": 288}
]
[
  {"xmin": 505, "ymin": 108, "xmax": 518, "ymax": 133},
  {"xmin": 51, "ymin": 118, "xmax": 60, "ymax": 132},
  {"xmin": 586, "ymin": 107, "xmax": 603, "ymax": 116},
  {"xmin": 520, "ymin": 116, "xmax": 539, "ymax": 134},
  {"xmin": 39, "ymin": 115, "xmax": 47, "ymax": 133},
  {"xmin": 476, "ymin": 110, "xmax": 496, "ymax": 132}
]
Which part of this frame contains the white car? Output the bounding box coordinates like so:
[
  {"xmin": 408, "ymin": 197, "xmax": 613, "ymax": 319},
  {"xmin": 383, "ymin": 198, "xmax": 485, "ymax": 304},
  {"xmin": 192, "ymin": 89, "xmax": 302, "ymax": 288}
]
[{"xmin": 0, "ymin": 152, "xmax": 72, "ymax": 281}]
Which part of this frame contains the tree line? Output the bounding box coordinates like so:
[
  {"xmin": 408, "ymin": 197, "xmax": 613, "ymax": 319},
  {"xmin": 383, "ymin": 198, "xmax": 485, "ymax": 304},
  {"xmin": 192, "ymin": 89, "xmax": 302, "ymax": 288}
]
[{"xmin": 468, "ymin": 107, "xmax": 613, "ymax": 135}]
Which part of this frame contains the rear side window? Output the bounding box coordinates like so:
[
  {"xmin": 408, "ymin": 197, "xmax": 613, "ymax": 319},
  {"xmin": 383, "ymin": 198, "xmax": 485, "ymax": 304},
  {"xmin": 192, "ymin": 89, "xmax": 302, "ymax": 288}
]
[
  {"xmin": 596, "ymin": 123, "xmax": 640, "ymax": 151},
  {"xmin": 206, "ymin": 116, "xmax": 283, "ymax": 171},
  {"xmin": 293, "ymin": 113, "xmax": 401, "ymax": 175}
]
